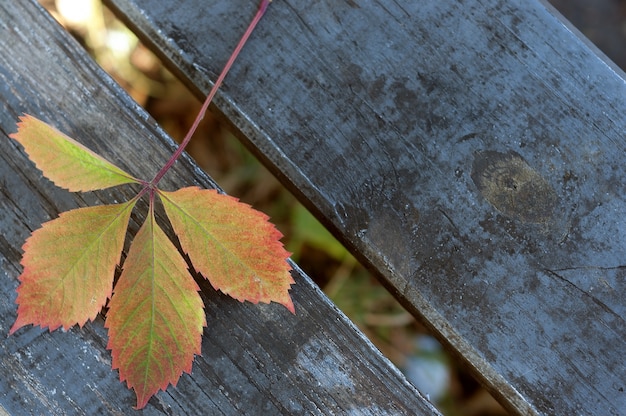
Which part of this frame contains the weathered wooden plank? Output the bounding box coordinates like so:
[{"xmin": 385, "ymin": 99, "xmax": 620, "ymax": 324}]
[
  {"xmin": 0, "ymin": 1, "xmax": 439, "ymax": 414},
  {"xmin": 104, "ymin": 0, "xmax": 626, "ymax": 414}
]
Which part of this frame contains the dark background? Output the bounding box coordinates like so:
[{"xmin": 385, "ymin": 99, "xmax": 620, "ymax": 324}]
[{"xmin": 550, "ymin": 0, "xmax": 626, "ymax": 71}]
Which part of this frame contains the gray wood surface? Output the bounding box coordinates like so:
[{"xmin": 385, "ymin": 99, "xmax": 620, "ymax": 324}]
[
  {"xmin": 0, "ymin": 1, "xmax": 439, "ymax": 414},
  {"xmin": 104, "ymin": 0, "xmax": 626, "ymax": 414}
]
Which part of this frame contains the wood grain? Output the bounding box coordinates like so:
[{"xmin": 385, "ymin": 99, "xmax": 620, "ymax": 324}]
[
  {"xmin": 0, "ymin": 1, "xmax": 438, "ymax": 414},
  {"xmin": 105, "ymin": 0, "xmax": 626, "ymax": 414}
]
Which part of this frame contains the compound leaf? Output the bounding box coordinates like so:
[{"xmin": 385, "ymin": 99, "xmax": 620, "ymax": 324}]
[
  {"xmin": 159, "ymin": 187, "xmax": 295, "ymax": 313},
  {"xmin": 9, "ymin": 200, "xmax": 136, "ymax": 334},
  {"xmin": 10, "ymin": 114, "xmax": 140, "ymax": 191},
  {"xmin": 7, "ymin": 2, "xmax": 286, "ymax": 410},
  {"xmin": 105, "ymin": 207, "xmax": 205, "ymax": 409}
]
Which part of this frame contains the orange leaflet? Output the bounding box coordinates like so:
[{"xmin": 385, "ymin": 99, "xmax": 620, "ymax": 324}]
[
  {"xmin": 159, "ymin": 187, "xmax": 295, "ymax": 314},
  {"xmin": 105, "ymin": 207, "xmax": 205, "ymax": 409},
  {"xmin": 10, "ymin": 201, "xmax": 135, "ymax": 334}
]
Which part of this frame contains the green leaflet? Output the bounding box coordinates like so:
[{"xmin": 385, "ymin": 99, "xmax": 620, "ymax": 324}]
[{"xmin": 11, "ymin": 114, "xmax": 140, "ymax": 191}]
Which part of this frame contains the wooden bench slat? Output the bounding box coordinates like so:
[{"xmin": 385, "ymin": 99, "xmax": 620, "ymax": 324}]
[
  {"xmin": 105, "ymin": 0, "xmax": 626, "ymax": 414},
  {"xmin": 0, "ymin": 1, "xmax": 439, "ymax": 414}
]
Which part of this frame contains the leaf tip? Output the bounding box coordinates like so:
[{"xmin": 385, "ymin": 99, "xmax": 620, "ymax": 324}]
[
  {"xmin": 7, "ymin": 315, "xmax": 63, "ymax": 336},
  {"xmin": 283, "ymin": 298, "xmax": 296, "ymax": 315},
  {"xmin": 133, "ymin": 393, "xmax": 152, "ymax": 410},
  {"xmin": 8, "ymin": 318, "xmax": 25, "ymax": 336}
]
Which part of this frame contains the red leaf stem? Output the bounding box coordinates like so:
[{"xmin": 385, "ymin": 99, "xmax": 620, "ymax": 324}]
[{"xmin": 150, "ymin": 0, "xmax": 272, "ymax": 187}]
